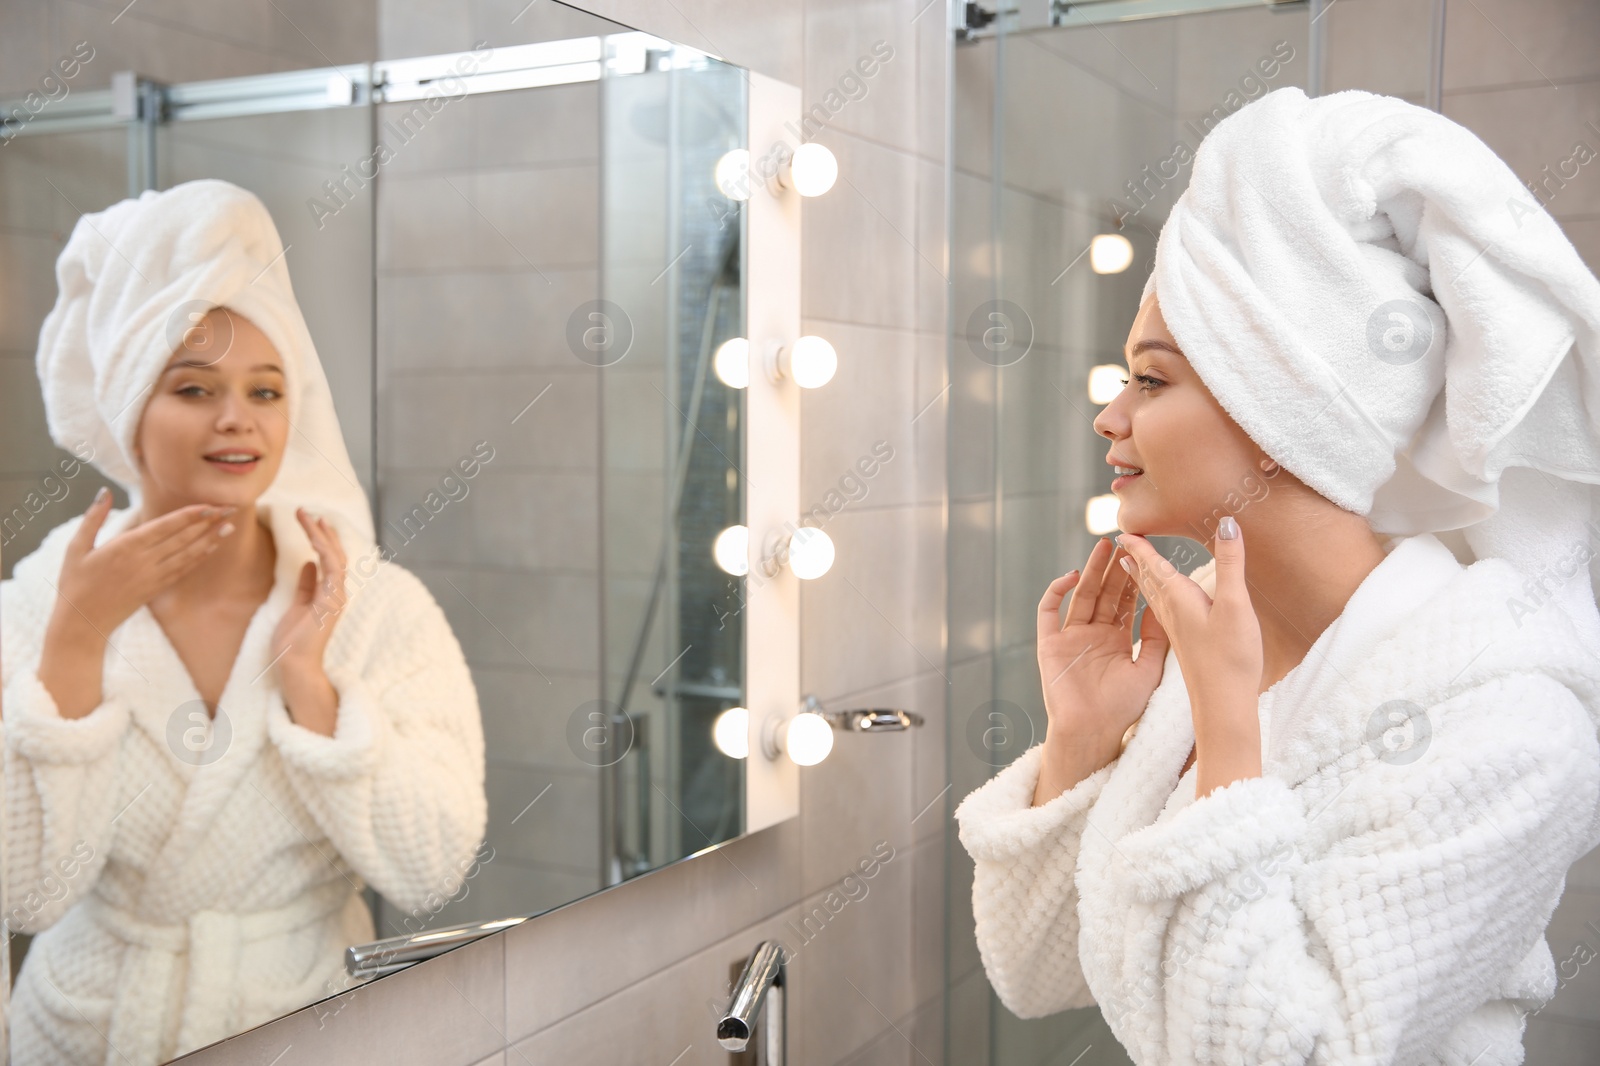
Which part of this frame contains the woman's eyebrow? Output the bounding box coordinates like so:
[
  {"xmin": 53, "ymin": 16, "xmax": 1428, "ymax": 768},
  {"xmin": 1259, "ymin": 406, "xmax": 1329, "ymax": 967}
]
[
  {"xmin": 1126, "ymin": 338, "xmax": 1184, "ymax": 360},
  {"xmin": 162, "ymin": 360, "xmax": 285, "ymax": 372}
]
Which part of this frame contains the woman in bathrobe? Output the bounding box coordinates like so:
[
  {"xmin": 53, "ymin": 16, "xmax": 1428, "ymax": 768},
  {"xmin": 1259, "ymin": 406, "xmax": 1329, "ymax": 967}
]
[
  {"xmin": 955, "ymin": 87, "xmax": 1600, "ymax": 1066},
  {"xmin": 2, "ymin": 179, "xmax": 488, "ymax": 1065}
]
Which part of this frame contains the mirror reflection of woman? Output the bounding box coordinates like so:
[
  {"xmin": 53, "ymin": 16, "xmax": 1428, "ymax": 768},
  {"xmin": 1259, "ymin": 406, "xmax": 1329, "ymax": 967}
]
[{"xmin": 1, "ymin": 179, "xmax": 488, "ymax": 1065}]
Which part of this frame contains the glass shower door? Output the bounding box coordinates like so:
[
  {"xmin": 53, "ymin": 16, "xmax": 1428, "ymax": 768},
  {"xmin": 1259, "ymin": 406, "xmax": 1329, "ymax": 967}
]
[{"xmin": 944, "ymin": 4, "xmax": 1319, "ymax": 1064}]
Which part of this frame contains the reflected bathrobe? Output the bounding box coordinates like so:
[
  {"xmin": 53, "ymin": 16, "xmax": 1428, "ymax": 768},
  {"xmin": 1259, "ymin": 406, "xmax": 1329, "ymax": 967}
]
[
  {"xmin": 1, "ymin": 507, "xmax": 489, "ymax": 1065},
  {"xmin": 955, "ymin": 532, "xmax": 1600, "ymax": 1066}
]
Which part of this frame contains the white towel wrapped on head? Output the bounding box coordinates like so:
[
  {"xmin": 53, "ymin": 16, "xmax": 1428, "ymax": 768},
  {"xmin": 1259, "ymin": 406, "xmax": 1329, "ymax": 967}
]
[
  {"xmin": 34, "ymin": 177, "xmax": 374, "ymax": 588},
  {"xmin": 1141, "ymin": 85, "xmax": 1600, "ymax": 648}
]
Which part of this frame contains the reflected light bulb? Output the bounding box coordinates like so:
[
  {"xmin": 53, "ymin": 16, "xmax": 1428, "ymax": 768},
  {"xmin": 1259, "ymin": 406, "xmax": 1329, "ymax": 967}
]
[
  {"xmin": 714, "ymin": 337, "xmax": 750, "ymax": 389},
  {"xmin": 788, "ymin": 526, "xmax": 834, "ymax": 580},
  {"xmin": 1088, "ymin": 364, "xmax": 1126, "ymax": 404},
  {"xmin": 789, "ymin": 335, "xmax": 837, "ymax": 388},
  {"xmin": 713, "ymin": 706, "xmax": 749, "ymax": 759},
  {"xmin": 785, "ymin": 711, "xmax": 834, "ymax": 766},
  {"xmin": 1085, "ymin": 493, "xmax": 1120, "ymax": 535},
  {"xmin": 1090, "ymin": 233, "xmax": 1134, "ymax": 274},
  {"xmin": 790, "ymin": 142, "xmax": 838, "ymax": 197},
  {"xmin": 714, "ymin": 524, "xmax": 750, "ymax": 576},
  {"xmin": 715, "ymin": 149, "xmax": 752, "ymax": 201}
]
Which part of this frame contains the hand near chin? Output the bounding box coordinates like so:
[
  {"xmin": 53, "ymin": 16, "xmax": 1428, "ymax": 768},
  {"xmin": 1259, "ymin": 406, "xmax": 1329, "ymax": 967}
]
[
  {"xmin": 53, "ymin": 487, "xmax": 236, "ymax": 638},
  {"xmin": 1037, "ymin": 536, "xmax": 1172, "ymax": 759},
  {"xmin": 1114, "ymin": 520, "xmax": 1264, "ymax": 743},
  {"xmin": 269, "ymin": 507, "xmax": 349, "ymax": 678}
]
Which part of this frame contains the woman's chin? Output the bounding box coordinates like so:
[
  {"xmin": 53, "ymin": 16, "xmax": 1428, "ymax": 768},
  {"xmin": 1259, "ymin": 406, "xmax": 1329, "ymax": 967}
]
[{"xmin": 187, "ymin": 477, "xmax": 266, "ymax": 509}]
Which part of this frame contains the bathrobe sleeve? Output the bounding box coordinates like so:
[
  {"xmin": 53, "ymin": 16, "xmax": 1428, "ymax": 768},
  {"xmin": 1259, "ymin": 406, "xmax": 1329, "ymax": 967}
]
[
  {"xmin": 265, "ymin": 564, "xmax": 487, "ymax": 919},
  {"xmin": 954, "ymin": 741, "xmax": 1121, "ymax": 1018},
  {"xmin": 0, "ymin": 577, "xmax": 130, "ymax": 934},
  {"xmin": 1106, "ymin": 672, "xmax": 1600, "ymax": 1065}
]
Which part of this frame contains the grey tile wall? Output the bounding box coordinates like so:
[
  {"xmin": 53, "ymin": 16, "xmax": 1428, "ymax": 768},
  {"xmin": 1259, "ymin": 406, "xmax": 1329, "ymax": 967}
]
[{"xmin": 8, "ymin": 0, "xmax": 1597, "ymax": 1064}]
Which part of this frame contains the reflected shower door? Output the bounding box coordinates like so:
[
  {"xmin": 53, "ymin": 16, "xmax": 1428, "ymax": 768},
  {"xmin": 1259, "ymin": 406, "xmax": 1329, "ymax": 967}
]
[{"xmin": 944, "ymin": 4, "xmax": 1328, "ymax": 1065}]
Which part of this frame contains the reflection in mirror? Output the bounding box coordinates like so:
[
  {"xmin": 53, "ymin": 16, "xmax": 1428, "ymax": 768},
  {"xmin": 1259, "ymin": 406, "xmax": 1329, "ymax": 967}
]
[{"xmin": 0, "ymin": 11, "xmax": 749, "ymax": 1062}]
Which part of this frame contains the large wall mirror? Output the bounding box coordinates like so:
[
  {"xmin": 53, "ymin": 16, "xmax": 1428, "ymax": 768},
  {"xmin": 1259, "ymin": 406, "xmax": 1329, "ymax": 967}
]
[{"xmin": 0, "ymin": 3, "xmax": 805, "ymax": 1060}]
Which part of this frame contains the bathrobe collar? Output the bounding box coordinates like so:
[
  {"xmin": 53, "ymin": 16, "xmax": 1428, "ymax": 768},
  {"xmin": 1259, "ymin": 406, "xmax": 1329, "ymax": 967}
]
[{"xmin": 13, "ymin": 505, "xmax": 295, "ymax": 889}]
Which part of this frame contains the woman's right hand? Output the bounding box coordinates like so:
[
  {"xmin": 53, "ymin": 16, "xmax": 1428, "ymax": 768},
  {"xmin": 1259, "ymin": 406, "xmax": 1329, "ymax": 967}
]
[
  {"xmin": 37, "ymin": 488, "xmax": 235, "ymax": 719},
  {"xmin": 1031, "ymin": 536, "xmax": 1170, "ymax": 804}
]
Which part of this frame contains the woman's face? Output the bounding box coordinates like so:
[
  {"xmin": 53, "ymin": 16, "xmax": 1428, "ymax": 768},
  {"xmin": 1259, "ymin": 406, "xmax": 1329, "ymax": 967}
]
[
  {"xmin": 133, "ymin": 307, "xmax": 291, "ymax": 511},
  {"xmin": 1092, "ymin": 292, "xmax": 1277, "ymax": 540}
]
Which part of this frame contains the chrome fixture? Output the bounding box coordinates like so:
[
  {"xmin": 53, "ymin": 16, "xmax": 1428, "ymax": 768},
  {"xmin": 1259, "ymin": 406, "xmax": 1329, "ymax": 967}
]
[
  {"xmin": 718, "ymin": 939, "xmax": 786, "ymax": 1062},
  {"xmin": 821, "ymin": 707, "xmax": 925, "ymax": 732},
  {"xmin": 346, "ymin": 916, "xmax": 528, "ymax": 979}
]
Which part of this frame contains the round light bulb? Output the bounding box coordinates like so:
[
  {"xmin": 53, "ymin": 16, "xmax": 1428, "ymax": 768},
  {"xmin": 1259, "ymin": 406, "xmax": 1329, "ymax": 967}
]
[
  {"xmin": 787, "ymin": 526, "xmax": 834, "ymax": 580},
  {"xmin": 790, "ymin": 142, "xmax": 838, "ymax": 197},
  {"xmin": 713, "ymin": 706, "xmax": 749, "ymax": 759},
  {"xmin": 788, "ymin": 335, "xmax": 837, "ymax": 389},
  {"xmin": 1089, "ymin": 233, "xmax": 1134, "ymax": 274},
  {"xmin": 1085, "ymin": 493, "xmax": 1120, "ymax": 535},
  {"xmin": 1087, "ymin": 364, "xmax": 1126, "ymax": 404},
  {"xmin": 713, "ymin": 524, "xmax": 749, "ymax": 576},
  {"xmin": 714, "ymin": 337, "xmax": 750, "ymax": 389},
  {"xmin": 715, "ymin": 149, "xmax": 752, "ymax": 201},
  {"xmin": 785, "ymin": 711, "xmax": 834, "ymax": 766}
]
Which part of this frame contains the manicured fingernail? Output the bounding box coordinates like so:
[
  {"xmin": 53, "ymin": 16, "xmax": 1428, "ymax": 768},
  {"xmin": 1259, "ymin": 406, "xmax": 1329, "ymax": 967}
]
[
  {"xmin": 217, "ymin": 522, "xmax": 235, "ymax": 537},
  {"xmin": 1219, "ymin": 516, "xmax": 1239, "ymax": 540},
  {"xmin": 1120, "ymin": 557, "xmax": 1133, "ymax": 573},
  {"xmin": 94, "ymin": 486, "xmax": 109, "ymax": 504}
]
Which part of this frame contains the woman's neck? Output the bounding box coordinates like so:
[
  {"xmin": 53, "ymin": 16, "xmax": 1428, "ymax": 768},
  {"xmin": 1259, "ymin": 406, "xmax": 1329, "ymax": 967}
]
[
  {"xmin": 138, "ymin": 499, "xmax": 277, "ymax": 605},
  {"xmin": 1219, "ymin": 506, "xmax": 1389, "ymax": 693}
]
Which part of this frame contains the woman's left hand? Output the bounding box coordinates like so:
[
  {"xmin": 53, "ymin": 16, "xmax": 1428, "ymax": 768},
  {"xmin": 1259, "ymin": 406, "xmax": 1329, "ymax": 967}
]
[
  {"xmin": 270, "ymin": 508, "xmax": 348, "ymax": 734},
  {"xmin": 1115, "ymin": 521, "xmax": 1264, "ymax": 748}
]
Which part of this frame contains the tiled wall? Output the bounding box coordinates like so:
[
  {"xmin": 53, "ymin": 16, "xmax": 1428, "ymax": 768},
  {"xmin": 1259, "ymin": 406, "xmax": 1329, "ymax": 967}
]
[
  {"xmin": 370, "ymin": 71, "xmax": 610, "ymax": 931},
  {"xmin": 6, "ymin": 0, "xmax": 1596, "ymax": 1064}
]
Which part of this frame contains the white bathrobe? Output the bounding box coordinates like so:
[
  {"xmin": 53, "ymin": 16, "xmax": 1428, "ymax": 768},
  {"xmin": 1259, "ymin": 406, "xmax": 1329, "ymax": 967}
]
[
  {"xmin": 2, "ymin": 506, "xmax": 489, "ymax": 1065},
  {"xmin": 955, "ymin": 532, "xmax": 1600, "ymax": 1065}
]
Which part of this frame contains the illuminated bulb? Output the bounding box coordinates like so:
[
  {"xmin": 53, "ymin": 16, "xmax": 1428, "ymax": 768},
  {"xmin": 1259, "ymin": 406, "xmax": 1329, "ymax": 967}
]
[
  {"xmin": 1085, "ymin": 493, "xmax": 1121, "ymax": 535},
  {"xmin": 713, "ymin": 524, "xmax": 749, "ymax": 576},
  {"xmin": 785, "ymin": 711, "xmax": 834, "ymax": 765},
  {"xmin": 1088, "ymin": 364, "xmax": 1127, "ymax": 404},
  {"xmin": 713, "ymin": 706, "xmax": 749, "ymax": 759},
  {"xmin": 715, "ymin": 149, "xmax": 752, "ymax": 201},
  {"xmin": 788, "ymin": 335, "xmax": 836, "ymax": 388},
  {"xmin": 714, "ymin": 337, "xmax": 750, "ymax": 389},
  {"xmin": 787, "ymin": 526, "xmax": 834, "ymax": 580},
  {"xmin": 1090, "ymin": 233, "xmax": 1134, "ymax": 274},
  {"xmin": 789, "ymin": 142, "xmax": 838, "ymax": 197}
]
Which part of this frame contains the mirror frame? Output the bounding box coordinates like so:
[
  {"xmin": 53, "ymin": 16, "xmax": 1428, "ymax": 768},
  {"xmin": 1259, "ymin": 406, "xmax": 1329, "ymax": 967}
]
[{"xmin": 742, "ymin": 70, "xmax": 804, "ymax": 833}]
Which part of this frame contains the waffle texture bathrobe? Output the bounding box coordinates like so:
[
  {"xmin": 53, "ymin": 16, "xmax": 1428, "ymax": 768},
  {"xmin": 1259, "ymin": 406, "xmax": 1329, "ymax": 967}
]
[
  {"xmin": 2, "ymin": 506, "xmax": 488, "ymax": 1064},
  {"xmin": 955, "ymin": 532, "xmax": 1600, "ymax": 1065}
]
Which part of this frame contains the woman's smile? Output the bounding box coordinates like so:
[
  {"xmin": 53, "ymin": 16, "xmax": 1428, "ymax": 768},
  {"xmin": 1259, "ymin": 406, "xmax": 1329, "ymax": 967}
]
[{"xmin": 203, "ymin": 448, "xmax": 262, "ymax": 474}]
